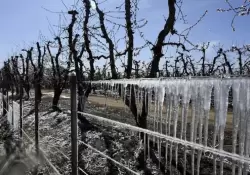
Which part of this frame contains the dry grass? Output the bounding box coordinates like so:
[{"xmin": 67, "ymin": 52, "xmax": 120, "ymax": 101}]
[
  {"xmin": 87, "ymin": 95, "xmax": 234, "ymax": 129},
  {"xmin": 42, "ymin": 90, "xmax": 234, "ymax": 129}
]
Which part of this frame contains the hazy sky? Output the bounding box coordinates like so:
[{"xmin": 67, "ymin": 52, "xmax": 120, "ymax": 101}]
[{"xmin": 0, "ymin": 0, "xmax": 249, "ymax": 67}]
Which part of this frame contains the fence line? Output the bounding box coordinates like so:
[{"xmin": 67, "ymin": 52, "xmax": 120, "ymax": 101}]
[
  {"xmin": 1, "ymin": 75, "xmax": 250, "ymax": 174},
  {"xmin": 0, "ymin": 91, "xmax": 63, "ymax": 175},
  {"xmin": 85, "ymin": 77, "xmax": 250, "ymax": 174},
  {"xmin": 78, "ymin": 111, "xmax": 250, "ymax": 164},
  {"xmin": 39, "ymin": 139, "xmax": 89, "ymax": 175}
]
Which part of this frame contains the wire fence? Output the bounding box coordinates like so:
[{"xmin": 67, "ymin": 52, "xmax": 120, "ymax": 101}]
[
  {"xmin": 85, "ymin": 77, "xmax": 250, "ymax": 175},
  {"xmin": 0, "ymin": 91, "xmax": 63, "ymax": 175},
  {"xmin": 1, "ymin": 75, "xmax": 250, "ymax": 175}
]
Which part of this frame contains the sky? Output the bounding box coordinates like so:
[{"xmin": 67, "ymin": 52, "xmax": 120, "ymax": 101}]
[{"xmin": 0, "ymin": 0, "xmax": 249, "ymax": 69}]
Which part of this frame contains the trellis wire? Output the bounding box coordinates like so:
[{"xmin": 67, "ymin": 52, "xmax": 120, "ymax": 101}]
[
  {"xmin": 22, "ymin": 129, "xmax": 62, "ymax": 175},
  {"xmin": 78, "ymin": 140, "xmax": 140, "ymax": 175},
  {"xmin": 77, "ymin": 111, "xmax": 250, "ymax": 165},
  {"xmin": 88, "ymin": 77, "xmax": 250, "ymax": 174}
]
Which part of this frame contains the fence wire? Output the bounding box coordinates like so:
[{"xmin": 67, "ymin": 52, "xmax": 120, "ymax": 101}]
[{"xmin": 84, "ymin": 77, "xmax": 250, "ymax": 174}]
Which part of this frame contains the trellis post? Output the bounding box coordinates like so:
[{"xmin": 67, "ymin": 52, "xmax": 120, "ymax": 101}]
[
  {"xmin": 35, "ymin": 83, "xmax": 39, "ymax": 157},
  {"xmin": 20, "ymin": 82, "xmax": 23, "ymax": 138},
  {"xmin": 70, "ymin": 72, "xmax": 78, "ymax": 175},
  {"xmin": 11, "ymin": 85, "xmax": 14, "ymax": 126}
]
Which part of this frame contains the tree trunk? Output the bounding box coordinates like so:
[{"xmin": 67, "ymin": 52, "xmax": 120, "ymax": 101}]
[
  {"xmin": 15, "ymin": 84, "xmax": 20, "ymax": 96},
  {"xmin": 77, "ymin": 84, "xmax": 94, "ymax": 132},
  {"xmin": 52, "ymin": 87, "xmax": 62, "ymax": 111},
  {"xmin": 24, "ymin": 83, "xmax": 30, "ymax": 100},
  {"xmin": 36, "ymin": 83, "xmax": 42, "ymax": 103},
  {"xmin": 2, "ymin": 89, "xmax": 7, "ymax": 116}
]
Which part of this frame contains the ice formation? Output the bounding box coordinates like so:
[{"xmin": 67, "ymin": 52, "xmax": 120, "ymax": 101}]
[
  {"xmin": 0, "ymin": 93, "xmax": 20, "ymax": 130},
  {"xmin": 91, "ymin": 77, "xmax": 250, "ymax": 174}
]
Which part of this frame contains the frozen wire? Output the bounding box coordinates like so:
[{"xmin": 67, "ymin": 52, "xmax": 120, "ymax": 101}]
[
  {"xmin": 40, "ymin": 142, "xmax": 70, "ymax": 160},
  {"xmin": 21, "ymin": 129, "xmax": 62, "ymax": 175},
  {"xmin": 77, "ymin": 111, "xmax": 250, "ymax": 164},
  {"xmin": 39, "ymin": 142, "xmax": 89, "ymax": 175},
  {"xmin": 86, "ymin": 76, "xmax": 250, "ymax": 85},
  {"xmin": 78, "ymin": 140, "xmax": 139, "ymax": 175}
]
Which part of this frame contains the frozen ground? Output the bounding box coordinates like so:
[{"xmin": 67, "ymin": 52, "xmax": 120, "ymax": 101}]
[
  {"xmin": 21, "ymin": 94, "xmax": 168, "ymax": 175},
  {"xmin": 0, "ymin": 89, "xmax": 239, "ymax": 174}
]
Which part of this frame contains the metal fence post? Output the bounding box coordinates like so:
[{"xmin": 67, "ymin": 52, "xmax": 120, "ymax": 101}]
[
  {"xmin": 11, "ymin": 86, "xmax": 14, "ymax": 126},
  {"xmin": 20, "ymin": 83, "xmax": 23, "ymax": 138},
  {"xmin": 6, "ymin": 90, "xmax": 9, "ymax": 112},
  {"xmin": 35, "ymin": 83, "xmax": 39, "ymax": 157},
  {"xmin": 70, "ymin": 73, "xmax": 78, "ymax": 175},
  {"xmin": 2, "ymin": 88, "xmax": 6, "ymax": 116}
]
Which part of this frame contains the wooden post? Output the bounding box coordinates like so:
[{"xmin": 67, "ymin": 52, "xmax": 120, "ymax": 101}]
[
  {"xmin": 70, "ymin": 73, "xmax": 78, "ymax": 175},
  {"xmin": 20, "ymin": 83, "xmax": 23, "ymax": 138},
  {"xmin": 35, "ymin": 83, "xmax": 39, "ymax": 157}
]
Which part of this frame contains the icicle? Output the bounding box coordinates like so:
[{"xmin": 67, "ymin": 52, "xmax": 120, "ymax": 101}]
[
  {"xmin": 166, "ymin": 89, "xmax": 173, "ymax": 172},
  {"xmin": 112, "ymin": 83, "xmax": 115, "ymax": 98},
  {"xmin": 143, "ymin": 88, "xmax": 149, "ymax": 163},
  {"xmin": 123, "ymin": 83, "xmax": 127, "ymax": 115},
  {"xmin": 114, "ymin": 83, "xmax": 118, "ymax": 101},
  {"xmin": 165, "ymin": 86, "xmax": 170, "ymax": 136},
  {"xmin": 213, "ymin": 79, "xmax": 232, "ymax": 175},
  {"xmin": 197, "ymin": 80, "xmax": 206, "ymax": 175},
  {"xmin": 165, "ymin": 91, "xmax": 170, "ymax": 173},
  {"xmin": 221, "ymin": 80, "xmax": 231, "ymax": 175},
  {"xmin": 212, "ymin": 80, "xmax": 219, "ymax": 175},
  {"xmin": 137, "ymin": 85, "xmax": 140, "ymax": 116},
  {"xmin": 153, "ymin": 86, "xmax": 158, "ymax": 143},
  {"xmin": 193, "ymin": 81, "xmax": 201, "ymax": 144},
  {"xmin": 168, "ymin": 92, "xmax": 173, "ymax": 137},
  {"xmin": 148, "ymin": 89, "xmax": 152, "ymax": 159},
  {"xmin": 181, "ymin": 80, "xmax": 191, "ymax": 175},
  {"xmin": 168, "ymin": 83, "xmax": 174, "ymax": 174},
  {"xmin": 172, "ymin": 81, "xmax": 180, "ymax": 171},
  {"xmin": 231, "ymin": 79, "xmax": 241, "ymax": 175},
  {"xmin": 141, "ymin": 87, "xmax": 144, "ymax": 117},
  {"xmin": 158, "ymin": 86, "xmax": 165, "ymax": 134},
  {"xmin": 155, "ymin": 85, "xmax": 160, "ymax": 169},
  {"xmin": 179, "ymin": 80, "xmax": 191, "ymax": 139},
  {"xmin": 180, "ymin": 91, "xmax": 185, "ymax": 140},
  {"xmin": 104, "ymin": 83, "xmax": 109, "ymax": 116},
  {"xmin": 134, "ymin": 85, "xmax": 139, "ymax": 126},
  {"xmin": 190, "ymin": 80, "xmax": 198, "ymax": 175},
  {"xmin": 243, "ymin": 80, "xmax": 250, "ymax": 175},
  {"xmin": 238, "ymin": 80, "xmax": 248, "ymax": 175},
  {"xmin": 158, "ymin": 86, "xmax": 165, "ymax": 168},
  {"xmin": 172, "ymin": 81, "xmax": 180, "ymax": 138},
  {"xmin": 156, "ymin": 90, "xmax": 160, "ymax": 134},
  {"xmin": 204, "ymin": 81, "xmax": 214, "ymax": 147}
]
